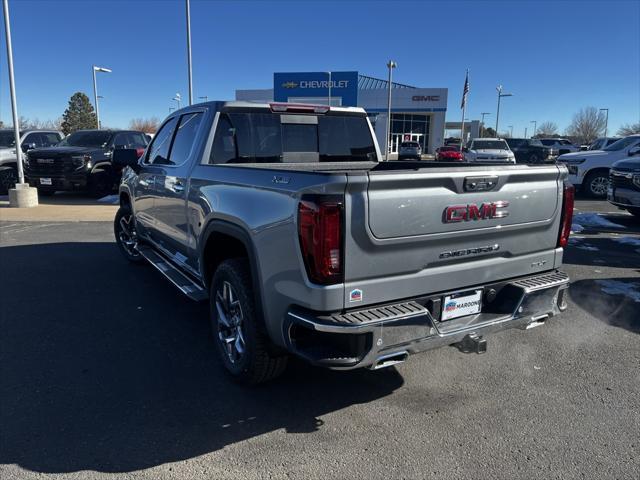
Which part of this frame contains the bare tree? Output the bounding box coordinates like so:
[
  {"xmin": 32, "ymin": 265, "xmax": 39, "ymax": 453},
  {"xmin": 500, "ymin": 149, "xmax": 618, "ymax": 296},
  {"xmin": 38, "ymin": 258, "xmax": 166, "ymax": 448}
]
[
  {"xmin": 129, "ymin": 117, "xmax": 160, "ymax": 134},
  {"xmin": 565, "ymin": 107, "xmax": 606, "ymax": 144},
  {"xmin": 617, "ymin": 122, "xmax": 640, "ymax": 136},
  {"xmin": 535, "ymin": 121, "xmax": 559, "ymax": 137}
]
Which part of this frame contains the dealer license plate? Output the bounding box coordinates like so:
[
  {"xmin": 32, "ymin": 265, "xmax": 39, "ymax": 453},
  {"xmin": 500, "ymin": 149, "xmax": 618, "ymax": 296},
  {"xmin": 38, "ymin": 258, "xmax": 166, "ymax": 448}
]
[
  {"xmin": 40, "ymin": 178, "xmax": 52, "ymax": 185},
  {"xmin": 441, "ymin": 289, "xmax": 482, "ymax": 321}
]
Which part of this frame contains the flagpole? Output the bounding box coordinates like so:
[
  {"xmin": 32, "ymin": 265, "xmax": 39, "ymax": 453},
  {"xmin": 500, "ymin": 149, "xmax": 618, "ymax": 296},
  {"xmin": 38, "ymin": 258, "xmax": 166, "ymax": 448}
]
[{"xmin": 460, "ymin": 69, "xmax": 468, "ymax": 151}]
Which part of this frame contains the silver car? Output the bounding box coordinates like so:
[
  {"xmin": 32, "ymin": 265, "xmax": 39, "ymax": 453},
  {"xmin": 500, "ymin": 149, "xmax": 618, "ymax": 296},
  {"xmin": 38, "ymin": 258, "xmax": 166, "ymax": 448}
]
[{"xmin": 398, "ymin": 141, "xmax": 422, "ymax": 160}]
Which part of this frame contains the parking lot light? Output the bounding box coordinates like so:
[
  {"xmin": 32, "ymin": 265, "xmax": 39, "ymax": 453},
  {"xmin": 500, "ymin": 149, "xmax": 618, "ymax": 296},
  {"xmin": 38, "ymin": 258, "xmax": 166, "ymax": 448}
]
[
  {"xmin": 92, "ymin": 65, "xmax": 111, "ymax": 129},
  {"xmin": 173, "ymin": 93, "xmax": 182, "ymax": 109},
  {"xmin": 531, "ymin": 120, "xmax": 537, "ymax": 137},
  {"xmin": 600, "ymin": 108, "xmax": 609, "ymax": 137},
  {"xmin": 508, "ymin": 125, "xmax": 513, "ymax": 137},
  {"xmin": 481, "ymin": 112, "xmax": 491, "ymax": 137},
  {"xmin": 495, "ymin": 85, "xmax": 513, "ymax": 136},
  {"xmin": 385, "ymin": 60, "xmax": 397, "ymax": 161}
]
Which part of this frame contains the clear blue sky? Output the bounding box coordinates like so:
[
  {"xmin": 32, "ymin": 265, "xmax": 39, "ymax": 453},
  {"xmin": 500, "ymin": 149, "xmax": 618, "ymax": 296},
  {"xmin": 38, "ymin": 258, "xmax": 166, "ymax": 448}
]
[{"xmin": 1, "ymin": 0, "xmax": 639, "ymax": 136}]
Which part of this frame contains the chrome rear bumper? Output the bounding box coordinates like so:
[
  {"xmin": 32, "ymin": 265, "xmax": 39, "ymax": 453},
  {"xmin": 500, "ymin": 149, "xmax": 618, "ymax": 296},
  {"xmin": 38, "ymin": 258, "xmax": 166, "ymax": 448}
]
[{"xmin": 285, "ymin": 270, "xmax": 569, "ymax": 369}]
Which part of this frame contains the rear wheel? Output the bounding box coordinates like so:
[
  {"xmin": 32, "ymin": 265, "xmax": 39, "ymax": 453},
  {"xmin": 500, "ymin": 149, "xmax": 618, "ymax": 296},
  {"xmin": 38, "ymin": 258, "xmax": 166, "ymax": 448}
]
[
  {"xmin": 210, "ymin": 258, "xmax": 288, "ymax": 384},
  {"xmin": 583, "ymin": 170, "xmax": 609, "ymax": 199},
  {"xmin": 114, "ymin": 204, "xmax": 144, "ymax": 263},
  {"xmin": 528, "ymin": 153, "xmax": 540, "ymax": 164}
]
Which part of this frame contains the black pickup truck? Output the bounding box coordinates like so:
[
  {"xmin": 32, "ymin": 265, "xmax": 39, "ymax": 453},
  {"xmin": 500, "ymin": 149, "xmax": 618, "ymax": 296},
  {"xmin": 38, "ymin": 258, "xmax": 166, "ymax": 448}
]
[
  {"xmin": 506, "ymin": 138, "xmax": 556, "ymax": 164},
  {"xmin": 25, "ymin": 129, "xmax": 148, "ymax": 196}
]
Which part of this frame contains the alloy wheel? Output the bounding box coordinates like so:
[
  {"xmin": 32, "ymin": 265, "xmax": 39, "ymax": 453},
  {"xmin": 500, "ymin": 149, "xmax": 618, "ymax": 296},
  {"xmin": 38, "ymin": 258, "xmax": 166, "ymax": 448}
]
[
  {"xmin": 215, "ymin": 281, "xmax": 246, "ymax": 364},
  {"xmin": 590, "ymin": 176, "xmax": 609, "ymax": 196},
  {"xmin": 118, "ymin": 213, "xmax": 140, "ymax": 258}
]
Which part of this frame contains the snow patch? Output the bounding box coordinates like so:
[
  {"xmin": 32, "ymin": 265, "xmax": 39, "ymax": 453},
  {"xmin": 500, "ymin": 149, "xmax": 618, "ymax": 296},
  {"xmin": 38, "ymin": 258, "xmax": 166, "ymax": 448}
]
[
  {"xmin": 572, "ymin": 213, "xmax": 626, "ymax": 230},
  {"xmin": 596, "ymin": 280, "xmax": 640, "ymax": 303}
]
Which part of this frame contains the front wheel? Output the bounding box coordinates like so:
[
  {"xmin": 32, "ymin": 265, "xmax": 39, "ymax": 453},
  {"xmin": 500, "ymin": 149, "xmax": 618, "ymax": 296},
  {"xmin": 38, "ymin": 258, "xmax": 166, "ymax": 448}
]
[
  {"xmin": 528, "ymin": 153, "xmax": 540, "ymax": 164},
  {"xmin": 0, "ymin": 166, "xmax": 17, "ymax": 195},
  {"xmin": 114, "ymin": 204, "xmax": 144, "ymax": 263},
  {"xmin": 583, "ymin": 170, "xmax": 609, "ymax": 199},
  {"xmin": 210, "ymin": 258, "xmax": 288, "ymax": 384}
]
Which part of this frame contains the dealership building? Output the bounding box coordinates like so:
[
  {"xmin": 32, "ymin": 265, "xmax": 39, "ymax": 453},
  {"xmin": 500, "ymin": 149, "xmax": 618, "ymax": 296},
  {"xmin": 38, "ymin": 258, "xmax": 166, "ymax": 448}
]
[{"xmin": 235, "ymin": 71, "xmax": 448, "ymax": 155}]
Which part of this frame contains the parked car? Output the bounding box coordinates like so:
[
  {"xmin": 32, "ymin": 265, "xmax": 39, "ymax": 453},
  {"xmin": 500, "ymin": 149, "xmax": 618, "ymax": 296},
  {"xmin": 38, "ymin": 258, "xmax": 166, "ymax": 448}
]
[
  {"xmin": 608, "ymin": 157, "xmax": 640, "ymax": 217},
  {"xmin": 463, "ymin": 138, "xmax": 515, "ymax": 163},
  {"xmin": 25, "ymin": 129, "xmax": 148, "ymax": 196},
  {"xmin": 539, "ymin": 138, "xmax": 579, "ymax": 155},
  {"xmin": 587, "ymin": 137, "xmax": 620, "ymax": 151},
  {"xmin": 505, "ymin": 138, "xmax": 556, "ymax": 164},
  {"xmin": 0, "ymin": 129, "xmax": 63, "ymax": 194},
  {"xmin": 398, "ymin": 141, "xmax": 421, "ymax": 160},
  {"xmin": 435, "ymin": 145, "xmax": 464, "ymax": 161},
  {"xmin": 558, "ymin": 135, "xmax": 640, "ymax": 198},
  {"xmin": 113, "ymin": 101, "xmax": 572, "ymax": 384}
]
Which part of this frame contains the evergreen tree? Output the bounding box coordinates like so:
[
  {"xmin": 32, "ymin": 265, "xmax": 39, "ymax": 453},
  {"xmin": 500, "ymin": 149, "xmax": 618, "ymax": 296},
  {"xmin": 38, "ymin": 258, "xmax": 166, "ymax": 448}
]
[{"xmin": 61, "ymin": 92, "xmax": 97, "ymax": 134}]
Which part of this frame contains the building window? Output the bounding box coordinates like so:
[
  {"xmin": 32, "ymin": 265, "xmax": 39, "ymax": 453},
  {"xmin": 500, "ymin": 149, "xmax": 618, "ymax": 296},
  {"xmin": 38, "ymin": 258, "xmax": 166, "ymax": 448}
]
[{"xmin": 388, "ymin": 113, "xmax": 431, "ymax": 155}]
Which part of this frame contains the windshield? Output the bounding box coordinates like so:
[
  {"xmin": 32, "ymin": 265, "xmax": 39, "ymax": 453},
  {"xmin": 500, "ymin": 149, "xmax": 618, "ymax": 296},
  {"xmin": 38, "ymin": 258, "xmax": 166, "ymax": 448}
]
[
  {"xmin": 540, "ymin": 139, "xmax": 555, "ymax": 146},
  {"xmin": 0, "ymin": 131, "xmax": 20, "ymax": 148},
  {"xmin": 603, "ymin": 136, "xmax": 640, "ymax": 151},
  {"xmin": 472, "ymin": 140, "xmax": 509, "ymax": 150},
  {"xmin": 401, "ymin": 142, "xmax": 419, "ymax": 148},
  {"xmin": 58, "ymin": 131, "xmax": 112, "ymax": 148}
]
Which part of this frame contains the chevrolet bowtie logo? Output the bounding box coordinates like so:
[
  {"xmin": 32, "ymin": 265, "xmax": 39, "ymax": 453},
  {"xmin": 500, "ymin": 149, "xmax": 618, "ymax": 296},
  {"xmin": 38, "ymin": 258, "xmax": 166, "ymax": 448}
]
[{"xmin": 281, "ymin": 81, "xmax": 299, "ymax": 89}]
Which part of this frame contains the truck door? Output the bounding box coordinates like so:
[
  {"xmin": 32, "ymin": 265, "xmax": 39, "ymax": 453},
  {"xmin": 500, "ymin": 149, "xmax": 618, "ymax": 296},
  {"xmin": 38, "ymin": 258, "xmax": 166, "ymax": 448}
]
[
  {"xmin": 134, "ymin": 116, "xmax": 179, "ymax": 234},
  {"xmin": 152, "ymin": 111, "xmax": 205, "ymax": 260}
]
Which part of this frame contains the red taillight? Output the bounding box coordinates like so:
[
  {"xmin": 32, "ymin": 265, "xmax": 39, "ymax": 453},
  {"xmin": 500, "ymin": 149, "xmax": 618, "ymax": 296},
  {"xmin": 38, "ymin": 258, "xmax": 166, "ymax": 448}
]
[
  {"xmin": 558, "ymin": 182, "xmax": 575, "ymax": 247},
  {"xmin": 135, "ymin": 147, "xmax": 145, "ymax": 158},
  {"xmin": 298, "ymin": 196, "xmax": 343, "ymax": 285}
]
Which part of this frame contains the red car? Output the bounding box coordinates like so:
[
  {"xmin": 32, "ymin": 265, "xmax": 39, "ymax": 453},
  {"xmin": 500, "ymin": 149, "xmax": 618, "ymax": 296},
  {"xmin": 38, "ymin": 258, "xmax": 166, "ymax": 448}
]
[{"xmin": 436, "ymin": 146, "xmax": 464, "ymax": 161}]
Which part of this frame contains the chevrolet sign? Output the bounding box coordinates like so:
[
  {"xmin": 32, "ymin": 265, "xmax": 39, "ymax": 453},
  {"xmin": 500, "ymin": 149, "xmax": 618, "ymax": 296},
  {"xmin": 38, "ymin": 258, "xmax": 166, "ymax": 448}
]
[{"xmin": 281, "ymin": 81, "xmax": 299, "ymax": 89}]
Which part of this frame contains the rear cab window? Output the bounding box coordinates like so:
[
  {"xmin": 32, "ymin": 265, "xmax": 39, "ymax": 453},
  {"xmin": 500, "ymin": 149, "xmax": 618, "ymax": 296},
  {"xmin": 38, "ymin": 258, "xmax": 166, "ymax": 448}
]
[{"xmin": 209, "ymin": 111, "xmax": 376, "ymax": 164}]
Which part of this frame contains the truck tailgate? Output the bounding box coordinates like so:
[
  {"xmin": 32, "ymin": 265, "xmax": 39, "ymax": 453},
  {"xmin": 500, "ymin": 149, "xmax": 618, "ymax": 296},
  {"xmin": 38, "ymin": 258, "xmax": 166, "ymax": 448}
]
[{"xmin": 342, "ymin": 164, "xmax": 565, "ymax": 308}]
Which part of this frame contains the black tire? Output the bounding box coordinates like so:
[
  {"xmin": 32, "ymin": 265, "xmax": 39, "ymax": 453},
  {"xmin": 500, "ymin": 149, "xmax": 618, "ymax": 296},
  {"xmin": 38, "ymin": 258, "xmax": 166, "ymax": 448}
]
[
  {"xmin": 0, "ymin": 166, "xmax": 18, "ymax": 195},
  {"xmin": 114, "ymin": 204, "xmax": 145, "ymax": 263},
  {"xmin": 583, "ymin": 170, "xmax": 610, "ymax": 199},
  {"xmin": 528, "ymin": 153, "xmax": 540, "ymax": 164},
  {"xmin": 210, "ymin": 258, "xmax": 288, "ymax": 384},
  {"xmin": 88, "ymin": 172, "xmax": 112, "ymax": 198}
]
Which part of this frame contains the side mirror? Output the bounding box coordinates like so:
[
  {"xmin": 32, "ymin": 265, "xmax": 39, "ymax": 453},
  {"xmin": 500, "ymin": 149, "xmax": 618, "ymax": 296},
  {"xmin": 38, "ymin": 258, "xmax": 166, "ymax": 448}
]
[
  {"xmin": 21, "ymin": 142, "xmax": 36, "ymax": 153},
  {"xmin": 628, "ymin": 147, "xmax": 640, "ymax": 156},
  {"xmin": 112, "ymin": 148, "xmax": 141, "ymax": 173}
]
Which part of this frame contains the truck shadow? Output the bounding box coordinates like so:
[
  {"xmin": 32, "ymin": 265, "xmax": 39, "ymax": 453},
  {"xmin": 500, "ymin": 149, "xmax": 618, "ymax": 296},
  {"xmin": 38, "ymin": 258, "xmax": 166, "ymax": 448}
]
[
  {"xmin": 568, "ymin": 277, "xmax": 640, "ymax": 333},
  {"xmin": 0, "ymin": 242, "xmax": 404, "ymax": 474}
]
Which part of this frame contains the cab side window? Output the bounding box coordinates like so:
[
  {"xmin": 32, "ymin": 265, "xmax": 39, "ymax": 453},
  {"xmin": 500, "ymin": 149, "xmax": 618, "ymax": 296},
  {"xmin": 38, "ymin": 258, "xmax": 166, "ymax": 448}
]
[
  {"xmin": 168, "ymin": 113, "xmax": 204, "ymax": 164},
  {"xmin": 145, "ymin": 117, "xmax": 178, "ymax": 165}
]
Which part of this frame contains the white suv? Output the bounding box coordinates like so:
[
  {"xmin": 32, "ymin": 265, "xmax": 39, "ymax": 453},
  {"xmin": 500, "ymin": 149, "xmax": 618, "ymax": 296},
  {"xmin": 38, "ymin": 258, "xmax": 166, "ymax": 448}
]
[
  {"xmin": 558, "ymin": 135, "xmax": 640, "ymax": 198},
  {"xmin": 464, "ymin": 138, "xmax": 515, "ymax": 163}
]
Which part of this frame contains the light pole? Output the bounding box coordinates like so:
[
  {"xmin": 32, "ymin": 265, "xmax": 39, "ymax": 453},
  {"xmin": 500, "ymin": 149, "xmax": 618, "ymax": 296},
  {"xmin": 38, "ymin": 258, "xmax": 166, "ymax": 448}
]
[
  {"xmin": 185, "ymin": 0, "xmax": 193, "ymax": 105},
  {"xmin": 385, "ymin": 60, "xmax": 397, "ymax": 161},
  {"xmin": 3, "ymin": 0, "xmax": 25, "ymax": 189},
  {"xmin": 600, "ymin": 108, "xmax": 609, "ymax": 137},
  {"xmin": 530, "ymin": 120, "xmax": 537, "ymax": 138},
  {"xmin": 508, "ymin": 125, "xmax": 513, "ymax": 137},
  {"xmin": 198, "ymin": 96, "xmax": 208, "ymax": 103},
  {"xmin": 92, "ymin": 65, "xmax": 111, "ymax": 129},
  {"xmin": 327, "ymin": 71, "xmax": 332, "ymax": 106},
  {"xmin": 495, "ymin": 85, "xmax": 513, "ymax": 136},
  {"xmin": 173, "ymin": 93, "xmax": 182, "ymax": 109},
  {"xmin": 524, "ymin": 127, "xmax": 528, "ymax": 139},
  {"xmin": 481, "ymin": 112, "xmax": 491, "ymax": 137}
]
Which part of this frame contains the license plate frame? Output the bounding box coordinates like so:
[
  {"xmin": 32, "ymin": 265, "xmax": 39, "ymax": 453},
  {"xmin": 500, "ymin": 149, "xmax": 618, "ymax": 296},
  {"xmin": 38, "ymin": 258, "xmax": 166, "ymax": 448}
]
[
  {"xmin": 40, "ymin": 178, "xmax": 52, "ymax": 186},
  {"xmin": 441, "ymin": 289, "xmax": 483, "ymax": 321}
]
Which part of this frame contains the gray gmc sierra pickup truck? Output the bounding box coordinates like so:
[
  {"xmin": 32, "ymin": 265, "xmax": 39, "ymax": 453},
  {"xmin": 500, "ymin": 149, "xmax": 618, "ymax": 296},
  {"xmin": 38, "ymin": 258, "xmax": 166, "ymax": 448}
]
[{"xmin": 113, "ymin": 101, "xmax": 574, "ymax": 384}]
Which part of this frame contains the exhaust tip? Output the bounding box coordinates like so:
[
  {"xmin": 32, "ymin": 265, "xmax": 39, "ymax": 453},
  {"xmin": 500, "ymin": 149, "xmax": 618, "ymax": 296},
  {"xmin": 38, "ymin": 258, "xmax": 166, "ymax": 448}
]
[{"xmin": 371, "ymin": 351, "xmax": 408, "ymax": 370}]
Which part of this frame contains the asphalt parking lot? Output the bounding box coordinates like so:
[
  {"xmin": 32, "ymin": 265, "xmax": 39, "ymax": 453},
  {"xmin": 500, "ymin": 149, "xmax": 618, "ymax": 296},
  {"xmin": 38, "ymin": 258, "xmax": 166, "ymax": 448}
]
[{"xmin": 1, "ymin": 195, "xmax": 639, "ymax": 480}]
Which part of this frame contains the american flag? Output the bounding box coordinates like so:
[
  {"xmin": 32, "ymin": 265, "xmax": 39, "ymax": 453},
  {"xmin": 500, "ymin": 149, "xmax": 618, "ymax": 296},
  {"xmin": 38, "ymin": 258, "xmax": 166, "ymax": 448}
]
[{"xmin": 461, "ymin": 70, "xmax": 469, "ymax": 109}]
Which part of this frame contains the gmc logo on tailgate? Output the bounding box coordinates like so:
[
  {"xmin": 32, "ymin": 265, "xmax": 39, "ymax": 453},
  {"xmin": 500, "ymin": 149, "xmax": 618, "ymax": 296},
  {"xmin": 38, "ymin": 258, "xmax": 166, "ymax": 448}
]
[{"xmin": 444, "ymin": 201, "xmax": 509, "ymax": 223}]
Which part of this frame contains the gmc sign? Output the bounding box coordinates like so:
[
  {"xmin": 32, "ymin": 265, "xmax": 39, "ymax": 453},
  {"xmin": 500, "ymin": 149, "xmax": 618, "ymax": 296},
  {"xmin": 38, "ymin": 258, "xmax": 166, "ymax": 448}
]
[{"xmin": 443, "ymin": 201, "xmax": 509, "ymax": 223}]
